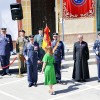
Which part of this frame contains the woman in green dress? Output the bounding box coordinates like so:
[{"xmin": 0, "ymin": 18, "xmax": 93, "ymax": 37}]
[{"xmin": 42, "ymin": 46, "xmax": 57, "ymax": 95}]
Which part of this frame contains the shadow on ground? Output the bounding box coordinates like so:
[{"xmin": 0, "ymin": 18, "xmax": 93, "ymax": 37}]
[{"xmin": 55, "ymin": 82, "xmax": 81, "ymax": 94}]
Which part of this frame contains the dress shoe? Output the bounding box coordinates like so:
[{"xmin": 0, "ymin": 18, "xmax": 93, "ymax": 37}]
[
  {"xmin": 38, "ymin": 69, "xmax": 42, "ymax": 72},
  {"xmin": 6, "ymin": 73, "xmax": 11, "ymax": 76},
  {"xmin": 57, "ymin": 80, "xmax": 61, "ymax": 84},
  {"xmin": 98, "ymin": 80, "xmax": 100, "ymax": 82},
  {"xmin": 34, "ymin": 83, "xmax": 37, "ymax": 87},
  {"xmin": 21, "ymin": 71, "xmax": 26, "ymax": 74},
  {"xmin": 82, "ymin": 79, "xmax": 86, "ymax": 82},
  {"xmin": 77, "ymin": 80, "xmax": 81, "ymax": 82},
  {"xmin": 28, "ymin": 83, "xmax": 33, "ymax": 87},
  {"xmin": 1, "ymin": 73, "xmax": 6, "ymax": 76}
]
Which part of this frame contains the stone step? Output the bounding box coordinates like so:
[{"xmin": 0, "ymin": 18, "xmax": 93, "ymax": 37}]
[
  {"xmin": 1, "ymin": 57, "xmax": 95, "ymax": 71},
  {"xmin": 65, "ymin": 48, "xmax": 94, "ymax": 55},
  {"xmin": 0, "ymin": 43, "xmax": 96, "ymax": 72},
  {"xmin": 10, "ymin": 52, "xmax": 96, "ymax": 61},
  {"xmin": 65, "ymin": 53, "xmax": 96, "ymax": 61},
  {"xmin": 62, "ymin": 58, "xmax": 96, "ymax": 68},
  {"xmin": 8, "ymin": 45, "xmax": 96, "ymax": 69}
]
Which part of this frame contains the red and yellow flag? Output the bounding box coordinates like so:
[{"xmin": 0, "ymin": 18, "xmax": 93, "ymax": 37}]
[{"xmin": 42, "ymin": 25, "xmax": 51, "ymax": 51}]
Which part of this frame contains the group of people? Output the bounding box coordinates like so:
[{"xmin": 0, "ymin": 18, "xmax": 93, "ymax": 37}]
[
  {"xmin": 0, "ymin": 27, "xmax": 100, "ymax": 95},
  {"xmin": 0, "ymin": 27, "xmax": 64, "ymax": 95},
  {"xmin": 22, "ymin": 31, "xmax": 64, "ymax": 95},
  {"xmin": 17, "ymin": 29, "xmax": 64, "ymax": 95}
]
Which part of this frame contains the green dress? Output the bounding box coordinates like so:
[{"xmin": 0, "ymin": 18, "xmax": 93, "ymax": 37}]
[{"xmin": 42, "ymin": 53, "xmax": 57, "ymax": 85}]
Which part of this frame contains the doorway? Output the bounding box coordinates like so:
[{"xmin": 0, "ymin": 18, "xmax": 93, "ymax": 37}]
[{"xmin": 31, "ymin": 0, "xmax": 56, "ymax": 36}]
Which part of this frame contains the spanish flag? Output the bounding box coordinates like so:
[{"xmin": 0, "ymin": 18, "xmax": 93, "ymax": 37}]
[{"xmin": 42, "ymin": 25, "xmax": 51, "ymax": 51}]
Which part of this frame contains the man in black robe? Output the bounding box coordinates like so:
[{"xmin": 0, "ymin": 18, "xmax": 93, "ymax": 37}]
[{"xmin": 72, "ymin": 35, "xmax": 90, "ymax": 82}]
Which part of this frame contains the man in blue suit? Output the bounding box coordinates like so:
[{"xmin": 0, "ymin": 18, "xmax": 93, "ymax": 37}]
[
  {"xmin": 23, "ymin": 35, "xmax": 41, "ymax": 87},
  {"xmin": 93, "ymin": 32, "xmax": 100, "ymax": 82},
  {"xmin": 0, "ymin": 28, "xmax": 13, "ymax": 76},
  {"xmin": 51, "ymin": 33, "xmax": 65, "ymax": 83}
]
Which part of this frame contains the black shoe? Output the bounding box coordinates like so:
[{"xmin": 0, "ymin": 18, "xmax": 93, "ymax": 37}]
[
  {"xmin": 34, "ymin": 83, "xmax": 37, "ymax": 87},
  {"xmin": 21, "ymin": 71, "xmax": 26, "ymax": 74},
  {"xmin": 1, "ymin": 73, "xmax": 6, "ymax": 76},
  {"xmin": 57, "ymin": 80, "xmax": 61, "ymax": 84},
  {"xmin": 98, "ymin": 80, "xmax": 100, "ymax": 82},
  {"xmin": 57, "ymin": 80, "xmax": 59, "ymax": 83},
  {"xmin": 28, "ymin": 83, "xmax": 33, "ymax": 87},
  {"xmin": 6, "ymin": 73, "xmax": 11, "ymax": 76},
  {"xmin": 77, "ymin": 80, "xmax": 81, "ymax": 82},
  {"xmin": 82, "ymin": 79, "xmax": 86, "ymax": 82},
  {"xmin": 38, "ymin": 69, "xmax": 42, "ymax": 72}
]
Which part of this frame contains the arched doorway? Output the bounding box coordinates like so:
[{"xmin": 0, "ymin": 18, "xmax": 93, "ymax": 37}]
[{"xmin": 31, "ymin": 0, "xmax": 56, "ymax": 36}]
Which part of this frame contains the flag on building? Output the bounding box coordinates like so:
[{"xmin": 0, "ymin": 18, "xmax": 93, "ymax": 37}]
[
  {"xmin": 63, "ymin": 0, "xmax": 95, "ymax": 19},
  {"xmin": 42, "ymin": 25, "xmax": 51, "ymax": 51}
]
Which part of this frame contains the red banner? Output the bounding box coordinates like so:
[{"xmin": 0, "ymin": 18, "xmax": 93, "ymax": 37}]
[{"xmin": 63, "ymin": 0, "xmax": 95, "ymax": 19}]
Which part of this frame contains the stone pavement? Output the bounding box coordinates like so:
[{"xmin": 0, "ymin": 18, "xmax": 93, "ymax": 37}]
[
  {"xmin": 0, "ymin": 64, "xmax": 99, "ymax": 100},
  {"xmin": 0, "ymin": 43, "xmax": 100, "ymax": 100}
]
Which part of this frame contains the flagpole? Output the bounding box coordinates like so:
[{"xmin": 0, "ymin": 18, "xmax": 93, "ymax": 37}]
[
  {"xmin": 95, "ymin": 0, "xmax": 98, "ymax": 38},
  {"xmin": 60, "ymin": 0, "xmax": 64, "ymax": 42}
]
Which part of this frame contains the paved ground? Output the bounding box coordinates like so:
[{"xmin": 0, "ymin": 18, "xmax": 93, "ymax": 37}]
[
  {"xmin": 0, "ymin": 44, "xmax": 100, "ymax": 100},
  {"xmin": 0, "ymin": 63, "xmax": 100, "ymax": 100}
]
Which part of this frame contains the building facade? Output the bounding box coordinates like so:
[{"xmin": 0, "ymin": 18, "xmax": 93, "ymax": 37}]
[{"xmin": 17, "ymin": 0, "xmax": 98, "ymax": 44}]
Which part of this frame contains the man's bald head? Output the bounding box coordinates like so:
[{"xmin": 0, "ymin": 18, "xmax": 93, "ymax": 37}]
[{"xmin": 78, "ymin": 34, "xmax": 83, "ymax": 42}]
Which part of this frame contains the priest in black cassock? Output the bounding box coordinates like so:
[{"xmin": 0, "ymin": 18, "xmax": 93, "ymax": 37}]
[{"xmin": 72, "ymin": 35, "xmax": 90, "ymax": 82}]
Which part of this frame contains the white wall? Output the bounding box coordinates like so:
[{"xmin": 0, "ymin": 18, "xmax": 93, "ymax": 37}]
[
  {"xmin": 63, "ymin": 17, "xmax": 95, "ymax": 34},
  {"xmin": 0, "ymin": 0, "xmax": 18, "ymax": 40}
]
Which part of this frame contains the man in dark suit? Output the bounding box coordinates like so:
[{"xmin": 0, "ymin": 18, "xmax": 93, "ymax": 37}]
[
  {"xmin": 72, "ymin": 35, "xmax": 90, "ymax": 82},
  {"xmin": 0, "ymin": 28, "xmax": 13, "ymax": 76}
]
